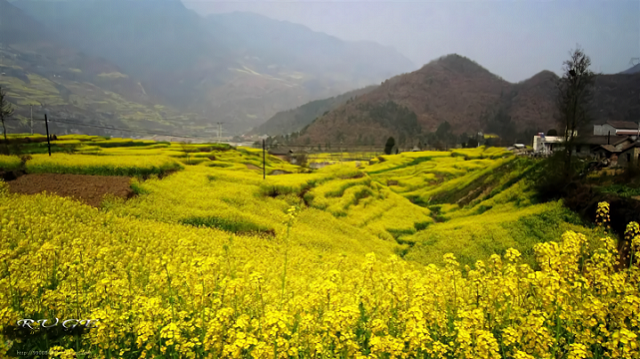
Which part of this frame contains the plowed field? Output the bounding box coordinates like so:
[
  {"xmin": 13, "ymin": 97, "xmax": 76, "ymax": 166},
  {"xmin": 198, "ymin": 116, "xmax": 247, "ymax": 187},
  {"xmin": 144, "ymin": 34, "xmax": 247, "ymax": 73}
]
[{"xmin": 8, "ymin": 173, "xmax": 133, "ymax": 207}]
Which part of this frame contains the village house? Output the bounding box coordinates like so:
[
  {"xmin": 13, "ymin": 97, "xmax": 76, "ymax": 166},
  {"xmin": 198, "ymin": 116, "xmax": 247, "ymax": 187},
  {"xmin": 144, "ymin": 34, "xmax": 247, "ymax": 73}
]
[
  {"xmin": 268, "ymin": 148, "xmax": 307, "ymax": 165},
  {"xmin": 593, "ymin": 136, "xmax": 637, "ymax": 159},
  {"xmin": 532, "ymin": 123, "xmax": 640, "ymax": 168},
  {"xmin": 268, "ymin": 148, "xmax": 294, "ymax": 162},
  {"xmin": 617, "ymin": 142, "xmax": 640, "ymax": 167},
  {"xmin": 533, "ymin": 134, "xmax": 565, "ymax": 154},
  {"xmin": 571, "ymin": 135, "xmax": 630, "ymax": 157},
  {"xmin": 593, "ymin": 121, "xmax": 640, "ymax": 136}
]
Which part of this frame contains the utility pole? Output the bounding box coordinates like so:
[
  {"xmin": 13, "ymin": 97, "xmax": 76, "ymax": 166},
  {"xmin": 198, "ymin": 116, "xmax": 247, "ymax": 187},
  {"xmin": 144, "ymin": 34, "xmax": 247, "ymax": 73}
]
[
  {"xmin": 263, "ymin": 139, "xmax": 266, "ymax": 180},
  {"xmin": 30, "ymin": 105, "xmax": 33, "ymax": 135},
  {"xmin": 215, "ymin": 122, "xmax": 224, "ymax": 143},
  {"xmin": 44, "ymin": 114, "xmax": 51, "ymax": 156}
]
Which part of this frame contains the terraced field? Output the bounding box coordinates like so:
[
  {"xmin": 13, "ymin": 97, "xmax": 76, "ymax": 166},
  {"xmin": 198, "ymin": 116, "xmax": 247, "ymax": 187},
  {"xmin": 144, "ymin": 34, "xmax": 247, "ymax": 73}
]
[{"xmin": 1, "ymin": 136, "xmax": 638, "ymax": 359}]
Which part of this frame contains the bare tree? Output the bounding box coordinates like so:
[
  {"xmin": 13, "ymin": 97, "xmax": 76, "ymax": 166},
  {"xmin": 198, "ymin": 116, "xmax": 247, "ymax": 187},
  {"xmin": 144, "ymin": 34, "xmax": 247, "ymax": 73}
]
[
  {"xmin": 556, "ymin": 45, "xmax": 596, "ymax": 179},
  {"xmin": 0, "ymin": 86, "xmax": 15, "ymax": 142}
]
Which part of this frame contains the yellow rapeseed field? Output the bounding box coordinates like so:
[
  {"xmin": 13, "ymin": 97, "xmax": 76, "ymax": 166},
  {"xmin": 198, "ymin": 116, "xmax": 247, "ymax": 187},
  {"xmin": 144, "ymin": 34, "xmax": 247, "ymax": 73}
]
[
  {"xmin": 26, "ymin": 154, "xmax": 182, "ymax": 177},
  {"xmin": 1, "ymin": 139, "xmax": 639, "ymax": 358},
  {"xmin": 1, "ymin": 186, "xmax": 639, "ymax": 358},
  {"xmin": 0, "ymin": 155, "xmax": 22, "ymax": 172}
]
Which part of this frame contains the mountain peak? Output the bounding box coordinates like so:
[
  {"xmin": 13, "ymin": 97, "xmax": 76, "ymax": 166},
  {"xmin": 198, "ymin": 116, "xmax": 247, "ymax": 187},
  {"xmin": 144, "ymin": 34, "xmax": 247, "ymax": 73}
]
[
  {"xmin": 524, "ymin": 70, "xmax": 559, "ymax": 83},
  {"xmin": 417, "ymin": 53, "xmax": 498, "ymax": 81}
]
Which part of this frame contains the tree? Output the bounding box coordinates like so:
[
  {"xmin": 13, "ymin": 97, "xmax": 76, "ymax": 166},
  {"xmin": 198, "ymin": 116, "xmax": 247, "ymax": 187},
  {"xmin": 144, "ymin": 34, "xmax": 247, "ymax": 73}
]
[
  {"xmin": 295, "ymin": 153, "xmax": 308, "ymax": 168},
  {"xmin": 486, "ymin": 108, "xmax": 517, "ymax": 143},
  {"xmin": 435, "ymin": 121, "xmax": 451, "ymax": 137},
  {"xmin": 436, "ymin": 121, "xmax": 454, "ymax": 149},
  {"xmin": 384, "ymin": 137, "xmax": 395, "ymax": 155},
  {"xmin": 556, "ymin": 45, "xmax": 596, "ymax": 179},
  {"xmin": 0, "ymin": 86, "xmax": 15, "ymax": 142},
  {"xmin": 459, "ymin": 132, "xmax": 469, "ymax": 148},
  {"xmin": 518, "ymin": 128, "xmax": 539, "ymax": 146}
]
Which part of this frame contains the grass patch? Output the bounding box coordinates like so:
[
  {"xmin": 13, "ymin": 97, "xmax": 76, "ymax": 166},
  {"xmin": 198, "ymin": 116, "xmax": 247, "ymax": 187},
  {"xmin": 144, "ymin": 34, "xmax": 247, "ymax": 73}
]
[
  {"xmin": 179, "ymin": 216, "xmax": 275, "ymax": 237},
  {"xmin": 130, "ymin": 182, "xmax": 151, "ymax": 195},
  {"xmin": 597, "ymin": 184, "xmax": 640, "ymax": 198},
  {"xmin": 403, "ymin": 202, "xmax": 604, "ymax": 268}
]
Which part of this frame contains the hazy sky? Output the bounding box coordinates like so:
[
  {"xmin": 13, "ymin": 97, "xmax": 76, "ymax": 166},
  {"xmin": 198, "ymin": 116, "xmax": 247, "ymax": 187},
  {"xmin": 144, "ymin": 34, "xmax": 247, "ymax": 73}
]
[{"xmin": 183, "ymin": 0, "xmax": 640, "ymax": 83}]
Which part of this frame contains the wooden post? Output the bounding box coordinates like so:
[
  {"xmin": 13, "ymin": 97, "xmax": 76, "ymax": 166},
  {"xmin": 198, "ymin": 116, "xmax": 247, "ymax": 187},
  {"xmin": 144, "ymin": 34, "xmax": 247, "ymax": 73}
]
[
  {"xmin": 45, "ymin": 114, "xmax": 51, "ymax": 156},
  {"xmin": 263, "ymin": 139, "xmax": 266, "ymax": 180}
]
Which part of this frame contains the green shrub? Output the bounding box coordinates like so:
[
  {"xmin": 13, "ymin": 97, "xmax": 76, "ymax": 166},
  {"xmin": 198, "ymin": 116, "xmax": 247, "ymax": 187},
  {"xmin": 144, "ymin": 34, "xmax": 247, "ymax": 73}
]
[
  {"xmin": 179, "ymin": 216, "xmax": 275, "ymax": 237},
  {"xmin": 131, "ymin": 182, "xmax": 151, "ymax": 195}
]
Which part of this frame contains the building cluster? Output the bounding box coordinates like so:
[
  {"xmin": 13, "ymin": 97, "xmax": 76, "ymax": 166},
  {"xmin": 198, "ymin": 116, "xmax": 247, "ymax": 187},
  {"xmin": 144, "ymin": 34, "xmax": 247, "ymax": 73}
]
[{"xmin": 533, "ymin": 121, "xmax": 640, "ymax": 167}]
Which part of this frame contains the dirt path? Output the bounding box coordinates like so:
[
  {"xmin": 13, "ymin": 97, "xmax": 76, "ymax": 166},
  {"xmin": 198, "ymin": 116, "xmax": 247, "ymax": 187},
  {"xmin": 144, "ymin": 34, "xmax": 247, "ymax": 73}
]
[{"xmin": 8, "ymin": 173, "xmax": 133, "ymax": 207}]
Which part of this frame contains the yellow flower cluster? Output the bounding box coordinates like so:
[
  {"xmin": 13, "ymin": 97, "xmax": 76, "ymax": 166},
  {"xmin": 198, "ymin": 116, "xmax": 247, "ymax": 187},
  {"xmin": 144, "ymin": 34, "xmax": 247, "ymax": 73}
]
[
  {"xmin": 596, "ymin": 202, "xmax": 610, "ymax": 230},
  {"xmin": 0, "ymin": 155, "xmax": 22, "ymax": 171},
  {"xmin": 1, "ymin": 189, "xmax": 639, "ymax": 358},
  {"xmin": 26, "ymin": 153, "xmax": 182, "ymax": 177}
]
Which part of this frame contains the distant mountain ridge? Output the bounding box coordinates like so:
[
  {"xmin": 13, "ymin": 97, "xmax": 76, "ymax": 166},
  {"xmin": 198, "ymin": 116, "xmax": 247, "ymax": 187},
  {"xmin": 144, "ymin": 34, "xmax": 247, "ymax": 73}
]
[
  {"xmin": 250, "ymin": 85, "xmax": 379, "ymax": 136},
  {"xmin": 7, "ymin": 0, "xmax": 415, "ymax": 135},
  {"xmin": 292, "ymin": 54, "xmax": 640, "ymax": 147},
  {"xmin": 619, "ymin": 63, "xmax": 640, "ymax": 75},
  {"xmin": 0, "ymin": 0, "xmax": 197, "ymax": 136}
]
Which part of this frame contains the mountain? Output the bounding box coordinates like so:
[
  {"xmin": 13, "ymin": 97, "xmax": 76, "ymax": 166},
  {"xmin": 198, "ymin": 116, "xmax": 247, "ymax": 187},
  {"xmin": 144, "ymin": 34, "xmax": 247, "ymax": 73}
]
[
  {"xmin": 293, "ymin": 54, "xmax": 640, "ymax": 147},
  {"xmin": 619, "ymin": 63, "xmax": 640, "ymax": 75},
  {"xmin": 10, "ymin": 1, "xmax": 415, "ymax": 135},
  {"xmin": 0, "ymin": 0, "xmax": 197, "ymax": 136},
  {"xmin": 12, "ymin": 0, "xmax": 231, "ymax": 108},
  {"xmin": 293, "ymin": 54, "xmax": 513, "ymax": 147},
  {"xmin": 250, "ymin": 85, "xmax": 378, "ymax": 136},
  {"xmin": 204, "ymin": 12, "xmax": 414, "ymax": 83},
  {"xmin": 590, "ymin": 73, "xmax": 640, "ymax": 123}
]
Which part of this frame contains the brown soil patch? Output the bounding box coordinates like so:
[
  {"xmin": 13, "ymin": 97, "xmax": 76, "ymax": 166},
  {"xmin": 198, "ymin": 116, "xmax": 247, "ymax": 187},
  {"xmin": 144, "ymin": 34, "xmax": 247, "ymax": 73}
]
[
  {"xmin": 8, "ymin": 173, "xmax": 134, "ymax": 207},
  {"xmin": 246, "ymin": 164, "xmax": 261, "ymax": 170}
]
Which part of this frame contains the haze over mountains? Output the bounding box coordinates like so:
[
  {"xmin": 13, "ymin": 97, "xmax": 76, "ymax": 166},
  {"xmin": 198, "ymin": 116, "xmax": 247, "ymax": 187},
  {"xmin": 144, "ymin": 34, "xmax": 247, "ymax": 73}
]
[
  {"xmin": 288, "ymin": 55, "xmax": 640, "ymax": 147},
  {"xmin": 1, "ymin": 0, "xmax": 414, "ymax": 136},
  {"xmin": 0, "ymin": 0, "xmax": 196, "ymax": 135},
  {"xmin": 251, "ymin": 85, "xmax": 378, "ymax": 137},
  {"xmin": 1, "ymin": 0, "xmax": 638, "ymax": 142}
]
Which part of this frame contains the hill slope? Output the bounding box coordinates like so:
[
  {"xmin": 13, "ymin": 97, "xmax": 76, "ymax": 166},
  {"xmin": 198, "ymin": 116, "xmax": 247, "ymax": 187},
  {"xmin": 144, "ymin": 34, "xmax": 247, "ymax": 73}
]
[
  {"xmin": 11, "ymin": 1, "xmax": 415, "ymax": 135},
  {"xmin": 619, "ymin": 63, "xmax": 640, "ymax": 75},
  {"xmin": 250, "ymin": 85, "xmax": 378, "ymax": 136},
  {"xmin": 0, "ymin": 0, "xmax": 197, "ymax": 136},
  {"xmin": 294, "ymin": 54, "xmax": 640, "ymax": 147}
]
